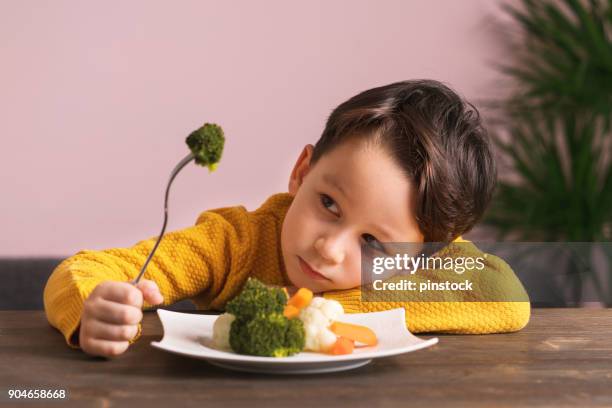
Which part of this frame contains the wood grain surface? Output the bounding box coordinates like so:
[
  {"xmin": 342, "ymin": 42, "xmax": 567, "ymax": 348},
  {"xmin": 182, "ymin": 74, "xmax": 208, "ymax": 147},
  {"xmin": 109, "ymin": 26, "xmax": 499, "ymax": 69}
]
[{"xmin": 1, "ymin": 309, "xmax": 611, "ymax": 408}]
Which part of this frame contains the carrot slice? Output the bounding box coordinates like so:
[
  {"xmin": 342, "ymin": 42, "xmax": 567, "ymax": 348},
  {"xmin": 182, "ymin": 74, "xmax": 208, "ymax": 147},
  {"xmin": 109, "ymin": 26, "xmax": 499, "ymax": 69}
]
[
  {"xmin": 329, "ymin": 321, "xmax": 378, "ymax": 346},
  {"xmin": 283, "ymin": 304, "xmax": 300, "ymax": 319},
  {"xmin": 287, "ymin": 287, "xmax": 313, "ymax": 309},
  {"xmin": 330, "ymin": 336, "xmax": 354, "ymax": 355}
]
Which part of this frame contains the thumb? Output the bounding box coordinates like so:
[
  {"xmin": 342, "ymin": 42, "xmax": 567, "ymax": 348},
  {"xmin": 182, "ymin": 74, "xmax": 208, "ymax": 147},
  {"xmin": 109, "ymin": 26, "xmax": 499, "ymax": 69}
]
[{"xmin": 135, "ymin": 279, "xmax": 164, "ymax": 305}]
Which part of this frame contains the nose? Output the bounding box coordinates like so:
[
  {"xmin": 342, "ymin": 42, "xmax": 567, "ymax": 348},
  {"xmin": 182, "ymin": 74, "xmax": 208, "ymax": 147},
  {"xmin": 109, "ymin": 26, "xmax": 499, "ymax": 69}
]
[{"xmin": 314, "ymin": 234, "xmax": 345, "ymax": 265}]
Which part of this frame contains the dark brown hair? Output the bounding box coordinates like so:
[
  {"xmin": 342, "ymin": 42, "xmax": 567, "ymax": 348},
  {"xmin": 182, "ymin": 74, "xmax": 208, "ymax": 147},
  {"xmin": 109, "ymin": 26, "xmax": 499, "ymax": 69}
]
[{"xmin": 310, "ymin": 79, "xmax": 496, "ymax": 242}]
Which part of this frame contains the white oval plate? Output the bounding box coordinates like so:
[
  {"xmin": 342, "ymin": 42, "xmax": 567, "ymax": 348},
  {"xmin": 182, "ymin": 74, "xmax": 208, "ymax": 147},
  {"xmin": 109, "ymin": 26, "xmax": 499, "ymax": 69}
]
[{"xmin": 151, "ymin": 308, "xmax": 438, "ymax": 374}]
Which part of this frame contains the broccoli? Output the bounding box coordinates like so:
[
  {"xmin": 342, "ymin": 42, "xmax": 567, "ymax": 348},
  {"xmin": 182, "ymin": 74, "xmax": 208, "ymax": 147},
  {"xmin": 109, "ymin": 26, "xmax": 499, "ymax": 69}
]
[
  {"xmin": 229, "ymin": 312, "xmax": 305, "ymax": 357},
  {"xmin": 283, "ymin": 318, "xmax": 306, "ymax": 355},
  {"xmin": 225, "ymin": 278, "xmax": 287, "ymax": 321},
  {"xmin": 185, "ymin": 123, "xmax": 225, "ymax": 172},
  {"xmin": 225, "ymin": 278, "xmax": 305, "ymax": 357}
]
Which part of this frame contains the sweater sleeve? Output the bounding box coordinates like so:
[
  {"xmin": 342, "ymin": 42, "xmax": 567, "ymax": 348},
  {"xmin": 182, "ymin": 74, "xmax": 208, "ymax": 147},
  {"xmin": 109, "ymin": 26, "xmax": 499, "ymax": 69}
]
[
  {"xmin": 43, "ymin": 207, "xmax": 254, "ymax": 348},
  {"xmin": 323, "ymin": 243, "xmax": 531, "ymax": 334}
]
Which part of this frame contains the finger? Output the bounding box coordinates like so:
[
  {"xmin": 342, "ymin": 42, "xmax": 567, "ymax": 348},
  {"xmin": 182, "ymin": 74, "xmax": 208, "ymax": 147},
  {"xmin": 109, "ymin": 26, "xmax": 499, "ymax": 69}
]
[
  {"xmin": 135, "ymin": 279, "xmax": 159, "ymax": 293},
  {"xmin": 136, "ymin": 279, "xmax": 164, "ymax": 305},
  {"xmin": 80, "ymin": 336, "xmax": 130, "ymax": 358},
  {"xmin": 85, "ymin": 298, "xmax": 143, "ymax": 325},
  {"xmin": 96, "ymin": 282, "xmax": 143, "ymax": 308},
  {"xmin": 143, "ymin": 290, "xmax": 164, "ymax": 306},
  {"xmin": 83, "ymin": 319, "xmax": 139, "ymax": 342}
]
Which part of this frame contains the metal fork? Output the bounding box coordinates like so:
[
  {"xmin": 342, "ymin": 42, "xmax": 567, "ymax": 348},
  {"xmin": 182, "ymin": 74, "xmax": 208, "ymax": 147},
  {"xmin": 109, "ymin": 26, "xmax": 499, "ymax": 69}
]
[{"xmin": 131, "ymin": 151, "xmax": 195, "ymax": 285}]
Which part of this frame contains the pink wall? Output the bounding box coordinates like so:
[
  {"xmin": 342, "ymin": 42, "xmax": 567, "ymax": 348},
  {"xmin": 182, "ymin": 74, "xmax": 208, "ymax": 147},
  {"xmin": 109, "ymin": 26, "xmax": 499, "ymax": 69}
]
[{"xmin": 0, "ymin": 0, "xmax": 514, "ymax": 256}]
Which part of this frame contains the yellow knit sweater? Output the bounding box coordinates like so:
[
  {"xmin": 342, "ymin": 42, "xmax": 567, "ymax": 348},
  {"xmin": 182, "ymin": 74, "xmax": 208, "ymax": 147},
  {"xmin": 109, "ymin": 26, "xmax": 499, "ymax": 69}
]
[{"xmin": 44, "ymin": 192, "xmax": 530, "ymax": 348}]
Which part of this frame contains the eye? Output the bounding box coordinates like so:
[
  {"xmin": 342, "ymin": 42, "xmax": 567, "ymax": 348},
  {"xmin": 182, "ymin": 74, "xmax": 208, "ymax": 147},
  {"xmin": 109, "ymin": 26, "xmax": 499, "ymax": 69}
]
[
  {"xmin": 319, "ymin": 193, "xmax": 339, "ymax": 215},
  {"xmin": 362, "ymin": 233, "xmax": 385, "ymax": 253}
]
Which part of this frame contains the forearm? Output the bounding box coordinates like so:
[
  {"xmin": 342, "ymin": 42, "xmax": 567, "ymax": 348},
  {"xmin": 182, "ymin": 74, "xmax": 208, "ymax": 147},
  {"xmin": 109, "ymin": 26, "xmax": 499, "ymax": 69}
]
[
  {"xmin": 43, "ymin": 256, "xmax": 122, "ymax": 347},
  {"xmin": 323, "ymin": 290, "xmax": 530, "ymax": 334},
  {"xmin": 324, "ymin": 244, "xmax": 531, "ymax": 334}
]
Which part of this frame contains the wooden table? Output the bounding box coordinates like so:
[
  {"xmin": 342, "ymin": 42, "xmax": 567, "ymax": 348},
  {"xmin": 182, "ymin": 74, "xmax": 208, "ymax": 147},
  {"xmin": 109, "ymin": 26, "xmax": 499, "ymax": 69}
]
[{"xmin": 1, "ymin": 309, "xmax": 611, "ymax": 408}]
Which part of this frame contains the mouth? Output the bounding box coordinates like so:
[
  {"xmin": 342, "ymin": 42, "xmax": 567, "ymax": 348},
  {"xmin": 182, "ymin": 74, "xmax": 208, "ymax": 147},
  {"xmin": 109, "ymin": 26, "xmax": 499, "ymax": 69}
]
[{"xmin": 298, "ymin": 257, "xmax": 331, "ymax": 281}]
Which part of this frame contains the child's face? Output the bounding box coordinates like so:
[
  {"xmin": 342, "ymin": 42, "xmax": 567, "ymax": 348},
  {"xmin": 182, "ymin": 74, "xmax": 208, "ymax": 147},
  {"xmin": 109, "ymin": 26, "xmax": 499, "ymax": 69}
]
[{"xmin": 281, "ymin": 137, "xmax": 424, "ymax": 293}]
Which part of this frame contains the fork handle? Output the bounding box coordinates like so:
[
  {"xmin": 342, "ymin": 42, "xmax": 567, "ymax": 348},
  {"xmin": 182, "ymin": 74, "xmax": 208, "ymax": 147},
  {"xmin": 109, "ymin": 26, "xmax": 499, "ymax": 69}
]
[{"xmin": 131, "ymin": 151, "xmax": 195, "ymax": 285}]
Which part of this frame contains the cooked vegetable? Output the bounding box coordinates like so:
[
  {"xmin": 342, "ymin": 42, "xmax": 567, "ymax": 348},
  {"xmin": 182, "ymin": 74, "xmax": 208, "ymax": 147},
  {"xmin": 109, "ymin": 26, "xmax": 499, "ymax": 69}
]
[
  {"xmin": 224, "ymin": 278, "xmax": 305, "ymax": 357},
  {"xmin": 283, "ymin": 287, "xmax": 313, "ymax": 318},
  {"xmin": 212, "ymin": 312, "xmax": 235, "ymax": 350},
  {"xmin": 225, "ymin": 278, "xmax": 287, "ymax": 321},
  {"xmin": 229, "ymin": 312, "xmax": 305, "ymax": 357},
  {"xmin": 330, "ymin": 336, "xmax": 355, "ymax": 355},
  {"xmin": 329, "ymin": 321, "xmax": 378, "ymax": 346},
  {"xmin": 287, "ymin": 287, "xmax": 313, "ymax": 309},
  {"xmin": 213, "ymin": 279, "xmax": 377, "ymax": 357},
  {"xmin": 185, "ymin": 123, "xmax": 225, "ymax": 171},
  {"xmin": 283, "ymin": 304, "xmax": 300, "ymax": 319},
  {"xmin": 299, "ymin": 297, "xmax": 344, "ymax": 352}
]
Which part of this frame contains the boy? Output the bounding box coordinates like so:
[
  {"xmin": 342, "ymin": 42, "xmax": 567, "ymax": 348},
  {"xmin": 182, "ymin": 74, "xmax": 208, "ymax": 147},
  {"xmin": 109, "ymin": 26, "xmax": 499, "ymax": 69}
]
[{"xmin": 44, "ymin": 80, "xmax": 530, "ymax": 358}]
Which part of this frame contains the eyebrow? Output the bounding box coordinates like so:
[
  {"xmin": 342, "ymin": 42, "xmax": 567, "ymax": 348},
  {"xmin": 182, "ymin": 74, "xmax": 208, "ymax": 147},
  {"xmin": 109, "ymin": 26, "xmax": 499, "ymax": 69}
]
[{"xmin": 322, "ymin": 173, "xmax": 395, "ymax": 241}]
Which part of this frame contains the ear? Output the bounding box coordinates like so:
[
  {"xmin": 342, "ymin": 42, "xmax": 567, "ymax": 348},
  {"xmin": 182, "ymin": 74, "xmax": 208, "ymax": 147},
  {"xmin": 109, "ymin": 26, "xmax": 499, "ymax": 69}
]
[{"xmin": 288, "ymin": 144, "xmax": 314, "ymax": 195}]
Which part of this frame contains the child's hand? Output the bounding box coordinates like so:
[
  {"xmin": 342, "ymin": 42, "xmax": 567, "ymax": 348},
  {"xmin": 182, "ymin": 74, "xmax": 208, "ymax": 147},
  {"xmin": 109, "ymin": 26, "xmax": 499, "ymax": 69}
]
[{"xmin": 78, "ymin": 279, "xmax": 164, "ymax": 358}]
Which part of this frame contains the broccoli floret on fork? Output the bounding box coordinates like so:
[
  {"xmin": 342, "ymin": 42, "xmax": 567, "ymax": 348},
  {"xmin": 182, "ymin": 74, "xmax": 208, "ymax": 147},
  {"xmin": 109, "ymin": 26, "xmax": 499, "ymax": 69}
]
[
  {"xmin": 132, "ymin": 122, "xmax": 225, "ymax": 285},
  {"xmin": 186, "ymin": 123, "xmax": 225, "ymax": 171}
]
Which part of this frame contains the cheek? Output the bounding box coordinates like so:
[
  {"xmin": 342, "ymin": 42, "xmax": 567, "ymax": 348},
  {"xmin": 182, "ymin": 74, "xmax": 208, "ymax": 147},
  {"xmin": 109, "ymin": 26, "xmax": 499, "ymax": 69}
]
[
  {"xmin": 291, "ymin": 200, "xmax": 320, "ymax": 238},
  {"xmin": 342, "ymin": 251, "xmax": 362, "ymax": 287},
  {"xmin": 283, "ymin": 199, "xmax": 317, "ymax": 249}
]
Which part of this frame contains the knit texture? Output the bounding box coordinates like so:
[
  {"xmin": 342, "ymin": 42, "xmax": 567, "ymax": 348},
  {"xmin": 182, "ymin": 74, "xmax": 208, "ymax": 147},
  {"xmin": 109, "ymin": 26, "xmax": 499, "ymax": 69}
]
[{"xmin": 44, "ymin": 192, "xmax": 530, "ymax": 348}]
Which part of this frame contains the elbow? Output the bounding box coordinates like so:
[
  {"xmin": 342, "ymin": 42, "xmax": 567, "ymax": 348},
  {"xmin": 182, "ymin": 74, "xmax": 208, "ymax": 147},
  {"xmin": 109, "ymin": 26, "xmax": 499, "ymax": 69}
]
[{"xmin": 495, "ymin": 301, "xmax": 531, "ymax": 332}]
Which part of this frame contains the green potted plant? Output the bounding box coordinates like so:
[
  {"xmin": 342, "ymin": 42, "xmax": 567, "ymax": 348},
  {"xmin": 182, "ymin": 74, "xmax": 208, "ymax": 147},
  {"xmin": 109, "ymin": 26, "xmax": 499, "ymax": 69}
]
[{"xmin": 484, "ymin": 0, "xmax": 612, "ymax": 305}]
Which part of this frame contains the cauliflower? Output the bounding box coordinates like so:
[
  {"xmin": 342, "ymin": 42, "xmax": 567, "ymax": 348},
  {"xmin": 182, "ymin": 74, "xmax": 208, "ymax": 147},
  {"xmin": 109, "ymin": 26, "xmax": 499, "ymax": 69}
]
[
  {"xmin": 212, "ymin": 312, "xmax": 235, "ymax": 350},
  {"xmin": 298, "ymin": 297, "xmax": 344, "ymax": 352}
]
